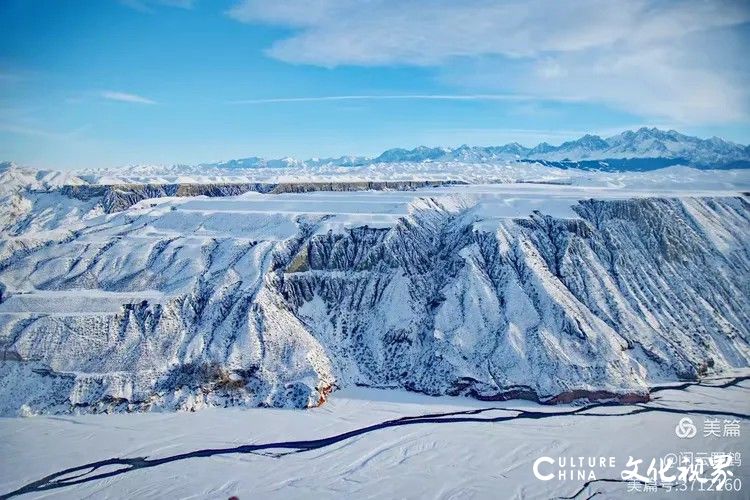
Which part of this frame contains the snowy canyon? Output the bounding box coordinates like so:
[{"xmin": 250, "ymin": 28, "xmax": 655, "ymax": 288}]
[{"xmin": 0, "ymin": 155, "xmax": 748, "ymax": 415}]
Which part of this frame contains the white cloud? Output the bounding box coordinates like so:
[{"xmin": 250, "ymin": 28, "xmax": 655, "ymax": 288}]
[
  {"xmin": 159, "ymin": 0, "xmax": 194, "ymax": 7},
  {"xmin": 0, "ymin": 122, "xmax": 90, "ymax": 140},
  {"xmin": 120, "ymin": 0, "xmax": 194, "ymax": 13},
  {"xmin": 227, "ymin": 0, "xmax": 750, "ymax": 124},
  {"xmin": 101, "ymin": 91, "xmax": 157, "ymax": 105},
  {"xmin": 231, "ymin": 94, "xmax": 576, "ymax": 104}
]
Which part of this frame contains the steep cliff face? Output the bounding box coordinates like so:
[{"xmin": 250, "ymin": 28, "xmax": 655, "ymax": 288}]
[
  {"xmin": 59, "ymin": 180, "xmax": 466, "ymax": 213},
  {"xmin": 281, "ymin": 197, "xmax": 749, "ymax": 401},
  {"xmin": 0, "ymin": 195, "xmax": 748, "ymax": 415}
]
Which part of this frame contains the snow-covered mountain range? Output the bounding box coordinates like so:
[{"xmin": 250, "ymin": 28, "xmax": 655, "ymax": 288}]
[
  {"xmin": 33, "ymin": 127, "xmax": 742, "ymax": 183},
  {"xmin": 2, "ymin": 128, "xmax": 743, "ymax": 189},
  {"xmin": 193, "ymin": 127, "xmax": 749, "ymax": 171}
]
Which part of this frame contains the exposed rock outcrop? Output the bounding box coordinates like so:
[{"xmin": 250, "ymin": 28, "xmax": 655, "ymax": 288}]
[
  {"xmin": 0, "ymin": 196, "xmax": 748, "ymax": 414},
  {"xmin": 59, "ymin": 180, "xmax": 467, "ymax": 213}
]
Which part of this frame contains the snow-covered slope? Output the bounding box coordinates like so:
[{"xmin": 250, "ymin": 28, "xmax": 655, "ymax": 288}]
[
  {"xmin": 0, "ymin": 166, "xmax": 748, "ymax": 414},
  {"xmin": 0, "ymin": 161, "xmax": 85, "ymax": 194}
]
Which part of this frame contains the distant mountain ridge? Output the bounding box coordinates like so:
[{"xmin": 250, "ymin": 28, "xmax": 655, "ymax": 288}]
[{"xmin": 199, "ymin": 127, "xmax": 750, "ymax": 171}]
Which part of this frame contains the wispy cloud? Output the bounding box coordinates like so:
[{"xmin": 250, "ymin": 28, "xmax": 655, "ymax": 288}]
[
  {"xmin": 227, "ymin": 0, "xmax": 750, "ymax": 124},
  {"xmin": 228, "ymin": 0, "xmax": 749, "ymax": 65},
  {"xmin": 0, "ymin": 122, "xmax": 90, "ymax": 140},
  {"xmin": 120, "ymin": 0, "xmax": 195, "ymax": 13},
  {"xmin": 232, "ymin": 94, "xmax": 578, "ymax": 104},
  {"xmin": 0, "ymin": 67, "xmax": 38, "ymax": 86},
  {"xmin": 101, "ymin": 91, "xmax": 157, "ymax": 105}
]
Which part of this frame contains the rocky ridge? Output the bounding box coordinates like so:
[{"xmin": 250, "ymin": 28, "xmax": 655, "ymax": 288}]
[{"xmin": 0, "ymin": 193, "xmax": 748, "ymax": 415}]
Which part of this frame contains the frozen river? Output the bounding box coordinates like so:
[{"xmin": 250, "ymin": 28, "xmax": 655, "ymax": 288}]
[{"xmin": 1, "ymin": 375, "xmax": 748, "ymax": 499}]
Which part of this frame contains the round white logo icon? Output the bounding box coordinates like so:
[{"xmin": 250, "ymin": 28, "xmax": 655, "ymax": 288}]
[{"xmin": 675, "ymin": 417, "xmax": 697, "ymax": 439}]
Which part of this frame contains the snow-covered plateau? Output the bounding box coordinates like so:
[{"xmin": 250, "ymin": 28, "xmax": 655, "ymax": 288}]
[
  {"xmin": 1, "ymin": 153, "xmax": 749, "ymax": 498},
  {"xmin": 0, "ymin": 157, "xmax": 749, "ymax": 414}
]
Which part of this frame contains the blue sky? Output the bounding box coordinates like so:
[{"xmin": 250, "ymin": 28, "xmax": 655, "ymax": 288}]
[{"xmin": 1, "ymin": 0, "xmax": 749, "ymax": 168}]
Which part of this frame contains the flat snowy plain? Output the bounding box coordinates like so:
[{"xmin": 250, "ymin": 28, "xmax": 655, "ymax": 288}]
[{"xmin": 1, "ymin": 376, "xmax": 748, "ymax": 499}]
